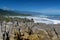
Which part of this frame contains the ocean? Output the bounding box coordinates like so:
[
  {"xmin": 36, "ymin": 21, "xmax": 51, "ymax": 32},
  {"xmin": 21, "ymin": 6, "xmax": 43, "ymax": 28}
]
[{"xmin": 9, "ymin": 15, "xmax": 60, "ymax": 24}]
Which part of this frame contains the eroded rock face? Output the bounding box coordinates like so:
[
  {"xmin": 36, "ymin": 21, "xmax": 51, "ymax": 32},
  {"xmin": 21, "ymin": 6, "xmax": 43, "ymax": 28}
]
[
  {"xmin": 3, "ymin": 21, "xmax": 60, "ymax": 40},
  {"xmin": 28, "ymin": 29, "xmax": 51, "ymax": 40},
  {"xmin": 10, "ymin": 26, "xmax": 59, "ymax": 40},
  {"xmin": 28, "ymin": 34, "xmax": 40, "ymax": 40}
]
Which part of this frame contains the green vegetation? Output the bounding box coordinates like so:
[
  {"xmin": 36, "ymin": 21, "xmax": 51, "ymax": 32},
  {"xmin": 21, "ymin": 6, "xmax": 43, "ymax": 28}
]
[{"xmin": 0, "ymin": 16, "xmax": 34, "ymax": 22}]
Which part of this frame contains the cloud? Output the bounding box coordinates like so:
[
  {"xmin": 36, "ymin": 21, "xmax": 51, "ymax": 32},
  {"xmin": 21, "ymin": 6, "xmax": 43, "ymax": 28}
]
[
  {"xmin": 2, "ymin": 6, "xmax": 10, "ymax": 10},
  {"xmin": 2, "ymin": 6, "xmax": 15, "ymax": 11}
]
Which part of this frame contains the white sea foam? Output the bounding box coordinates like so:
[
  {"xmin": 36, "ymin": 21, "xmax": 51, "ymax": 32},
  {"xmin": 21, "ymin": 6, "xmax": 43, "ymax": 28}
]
[
  {"xmin": 25, "ymin": 16, "xmax": 60, "ymax": 24},
  {"xmin": 9, "ymin": 16, "xmax": 60, "ymax": 24}
]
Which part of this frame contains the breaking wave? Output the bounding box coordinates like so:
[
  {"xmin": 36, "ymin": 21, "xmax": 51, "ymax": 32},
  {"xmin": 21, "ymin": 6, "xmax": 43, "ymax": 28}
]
[{"xmin": 9, "ymin": 15, "xmax": 60, "ymax": 24}]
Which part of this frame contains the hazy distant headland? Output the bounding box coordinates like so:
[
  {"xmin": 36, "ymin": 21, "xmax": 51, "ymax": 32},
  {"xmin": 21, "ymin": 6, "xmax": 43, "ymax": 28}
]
[{"xmin": 0, "ymin": 9, "xmax": 31, "ymax": 16}]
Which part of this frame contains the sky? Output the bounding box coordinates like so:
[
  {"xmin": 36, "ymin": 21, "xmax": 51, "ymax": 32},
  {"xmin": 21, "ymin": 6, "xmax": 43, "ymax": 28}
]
[{"xmin": 0, "ymin": 0, "xmax": 60, "ymax": 15}]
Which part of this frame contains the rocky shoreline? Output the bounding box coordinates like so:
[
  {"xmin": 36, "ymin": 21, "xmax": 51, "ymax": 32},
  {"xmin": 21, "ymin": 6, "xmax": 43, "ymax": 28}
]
[{"xmin": 0, "ymin": 17, "xmax": 60, "ymax": 40}]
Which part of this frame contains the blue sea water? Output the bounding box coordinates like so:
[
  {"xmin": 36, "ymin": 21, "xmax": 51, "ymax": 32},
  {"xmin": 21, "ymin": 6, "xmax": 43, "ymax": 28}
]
[{"xmin": 33, "ymin": 14, "xmax": 60, "ymax": 20}]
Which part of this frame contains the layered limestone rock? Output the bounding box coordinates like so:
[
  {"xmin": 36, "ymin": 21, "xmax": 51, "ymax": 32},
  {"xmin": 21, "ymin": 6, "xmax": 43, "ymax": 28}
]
[
  {"xmin": 10, "ymin": 27, "xmax": 59, "ymax": 40},
  {"xmin": 2, "ymin": 21, "xmax": 59, "ymax": 40}
]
